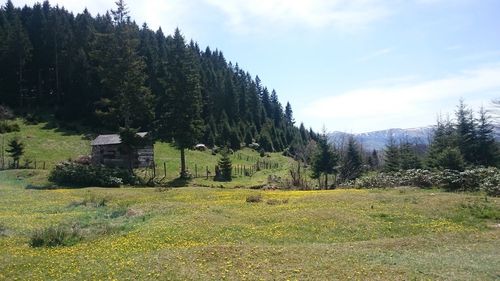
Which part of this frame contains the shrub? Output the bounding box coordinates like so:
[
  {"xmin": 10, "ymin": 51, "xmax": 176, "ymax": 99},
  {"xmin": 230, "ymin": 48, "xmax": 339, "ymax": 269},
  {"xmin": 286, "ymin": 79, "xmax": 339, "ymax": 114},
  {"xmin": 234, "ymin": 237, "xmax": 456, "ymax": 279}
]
[
  {"xmin": 350, "ymin": 167, "xmax": 500, "ymax": 194},
  {"xmin": 246, "ymin": 194, "xmax": 262, "ymax": 203},
  {"xmin": 29, "ymin": 225, "xmax": 81, "ymax": 247},
  {"xmin": 0, "ymin": 121, "xmax": 20, "ymax": 133},
  {"xmin": 480, "ymin": 172, "xmax": 500, "ymax": 197},
  {"xmin": 49, "ymin": 162, "xmax": 138, "ymax": 187}
]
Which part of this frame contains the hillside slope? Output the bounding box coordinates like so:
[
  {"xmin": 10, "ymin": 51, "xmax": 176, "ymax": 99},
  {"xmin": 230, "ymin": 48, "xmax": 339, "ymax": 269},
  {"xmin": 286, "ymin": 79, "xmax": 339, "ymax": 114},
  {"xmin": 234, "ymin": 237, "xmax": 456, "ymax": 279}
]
[{"xmin": 0, "ymin": 120, "xmax": 293, "ymax": 187}]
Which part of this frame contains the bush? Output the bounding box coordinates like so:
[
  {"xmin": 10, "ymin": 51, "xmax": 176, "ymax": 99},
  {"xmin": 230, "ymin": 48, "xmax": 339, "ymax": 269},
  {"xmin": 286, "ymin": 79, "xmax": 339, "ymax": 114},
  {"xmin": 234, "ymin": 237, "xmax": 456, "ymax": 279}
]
[
  {"xmin": 480, "ymin": 171, "xmax": 500, "ymax": 197},
  {"xmin": 246, "ymin": 194, "xmax": 262, "ymax": 203},
  {"xmin": 49, "ymin": 162, "xmax": 138, "ymax": 187},
  {"xmin": 29, "ymin": 225, "xmax": 81, "ymax": 247},
  {"xmin": 0, "ymin": 121, "xmax": 20, "ymax": 133},
  {"xmin": 350, "ymin": 168, "xmax": 500, "ymax": 194}
]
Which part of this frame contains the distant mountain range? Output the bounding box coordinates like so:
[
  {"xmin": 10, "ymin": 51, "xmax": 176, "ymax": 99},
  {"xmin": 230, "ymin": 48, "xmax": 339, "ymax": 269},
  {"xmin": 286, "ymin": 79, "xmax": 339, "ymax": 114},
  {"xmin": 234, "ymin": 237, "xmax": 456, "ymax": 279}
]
[
  {"xmin": 329, "ymin": 124, "xmax": 500, "ymax": 151},
  {"xmin": 328, "ymin": 127, "xmax": 434, "ymax": 151}
]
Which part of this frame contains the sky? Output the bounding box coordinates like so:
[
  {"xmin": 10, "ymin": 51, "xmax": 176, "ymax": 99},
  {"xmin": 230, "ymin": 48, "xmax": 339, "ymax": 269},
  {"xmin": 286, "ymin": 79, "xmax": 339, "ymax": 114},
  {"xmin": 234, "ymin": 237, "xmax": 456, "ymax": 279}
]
[{"xmin": 12, "ymin": 0, "xmax": 500, "ymax": 133}]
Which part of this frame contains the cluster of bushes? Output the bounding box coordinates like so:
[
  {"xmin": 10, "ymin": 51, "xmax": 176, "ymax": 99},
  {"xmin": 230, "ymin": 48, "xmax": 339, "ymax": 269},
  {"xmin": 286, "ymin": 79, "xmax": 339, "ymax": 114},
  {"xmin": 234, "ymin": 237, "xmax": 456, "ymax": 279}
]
[
  {"xmin": 49, "ymin": 162, "xmax": 138, "ymax": 187},
  {"xmin": 345, "ymin": 168, "xmax": 500, "ymax": 196}
]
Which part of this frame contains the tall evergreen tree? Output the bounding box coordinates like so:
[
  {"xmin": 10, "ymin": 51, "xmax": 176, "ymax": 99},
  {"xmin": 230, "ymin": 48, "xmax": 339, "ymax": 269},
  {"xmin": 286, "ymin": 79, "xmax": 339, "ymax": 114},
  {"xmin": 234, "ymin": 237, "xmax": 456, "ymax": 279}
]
[
  {"xmin": 156, "ymin": 28, "xmax": 203, "ymax": 179},
  {"xmin": 93, "ymin": 0, "xmax": 153, "ymax": 129},
  {"xmin": 476, "ymin": 106, "xmax": 499, "ymax": 167},
  {"xmin": 6, "ymin": 136, "xmax": 24, "ymax": 168},
  {"xmin": 399, "ymin": 137, "xmax": 421, "ymax": 170},
  {"xmin": 311, "ymin": 133, "xmax": 338, "ymax": 189},
  {"xmin": 455, "ymin": 100, "xmax": 477, "ymax": 164},
  {"xmin": 284, "ymin": 102, "xmax": 294, "ymax": 125},
  {"xmin": 339, "ymin": 136, "xmax": 363, "ymax": 181},
  {"xmin": 383, "ymin": 135, "xmax": 400, "ymax": 172}
]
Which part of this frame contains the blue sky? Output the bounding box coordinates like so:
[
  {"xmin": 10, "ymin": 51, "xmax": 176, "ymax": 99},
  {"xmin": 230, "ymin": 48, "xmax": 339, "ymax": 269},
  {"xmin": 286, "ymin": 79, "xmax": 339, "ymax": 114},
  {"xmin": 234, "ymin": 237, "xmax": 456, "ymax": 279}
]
[{"xmin": 13, "ymin": 0, "xmax": 500, "ymax": 132}]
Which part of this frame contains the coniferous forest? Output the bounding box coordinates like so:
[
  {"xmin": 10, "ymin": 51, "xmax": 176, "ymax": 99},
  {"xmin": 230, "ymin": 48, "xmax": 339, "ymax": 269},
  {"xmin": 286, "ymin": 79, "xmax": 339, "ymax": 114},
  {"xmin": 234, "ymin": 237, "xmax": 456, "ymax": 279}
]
[{"xmin": 0, "ymin": 0, "xmax": 316, "ymax": 153}]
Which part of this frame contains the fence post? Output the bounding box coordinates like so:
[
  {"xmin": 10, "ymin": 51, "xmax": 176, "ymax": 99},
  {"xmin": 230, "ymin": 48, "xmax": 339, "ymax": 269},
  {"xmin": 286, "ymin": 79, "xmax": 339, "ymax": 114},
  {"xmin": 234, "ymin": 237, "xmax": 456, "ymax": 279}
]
[
  {"xmin": 164, "ymin": 162, "xmax": 167, "ymax": 178},
  {"xmin": 43, "ymin": 161, "xmax": 46, "ymax": 170}
]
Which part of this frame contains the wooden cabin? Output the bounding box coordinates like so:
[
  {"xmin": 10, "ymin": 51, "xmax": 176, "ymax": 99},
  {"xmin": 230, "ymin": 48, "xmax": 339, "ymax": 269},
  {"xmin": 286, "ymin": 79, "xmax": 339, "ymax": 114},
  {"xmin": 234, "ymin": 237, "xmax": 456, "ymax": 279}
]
[{"xmin": 90, "ymin": 132, "xmax": 154, "ymax": 168}]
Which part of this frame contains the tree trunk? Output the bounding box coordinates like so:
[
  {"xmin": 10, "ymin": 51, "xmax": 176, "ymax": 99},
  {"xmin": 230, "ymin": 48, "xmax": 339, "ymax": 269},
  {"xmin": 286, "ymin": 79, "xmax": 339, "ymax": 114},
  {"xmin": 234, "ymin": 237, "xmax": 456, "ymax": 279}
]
[
  {"xmin": 180, "ymin": 147, "xmax": 187, "ymax": 178},
  {"xmin": 325, "ymin": 173, "xmax": 328, "ymax": 190}
]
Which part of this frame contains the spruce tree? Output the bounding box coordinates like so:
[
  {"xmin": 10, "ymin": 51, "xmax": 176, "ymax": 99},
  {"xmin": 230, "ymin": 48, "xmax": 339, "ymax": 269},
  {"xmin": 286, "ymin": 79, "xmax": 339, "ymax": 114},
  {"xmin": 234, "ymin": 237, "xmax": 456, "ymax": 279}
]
[
  {"xmin": 6, "ymin": 136, "xmax": 24, "ymax": 168},
  {"xmin": 399, "ymin": 138, "xmax": 421, "ymax": 170},
  {"xmin": 383, "ymin": 135, "xmax": 400, "ymax": 172},
  {"xmin": 156, "ymin": 28, "xmax": 203, "ymax": 179},
  {"xmin": 215, "ymin": 147, "xmax": 232, "ymax": 181},
  {"xmin": 311, "ymin": 134, "xmax": 338, "ymax": 189},
  {"xmin": 284, "ymin": 102, "xmax": 295, "ymax": 125},
  {"xmin": 93, "ymin": 0, "xmax": 153, "ymax": 129},
  {"xmin": 476, "ymin": 107, "xmax": 499, "ymax": 167},
  {"xmin": 339, "ymin": 136, "xmax": 363, "ymax": 181},
  {"xmin": 455, "ymin": 100, "xmax": 477, "ymax": 164}
]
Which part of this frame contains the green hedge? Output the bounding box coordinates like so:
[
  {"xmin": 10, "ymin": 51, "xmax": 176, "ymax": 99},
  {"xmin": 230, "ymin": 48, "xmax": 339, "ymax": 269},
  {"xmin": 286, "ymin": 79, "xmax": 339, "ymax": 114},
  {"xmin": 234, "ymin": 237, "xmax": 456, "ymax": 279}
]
[
  {"xmin": 347, "ymin": 168, "xmax": 500, "ymax": 196},
  {"xmin": 49, "ymin": 162, "xmax": 137, "ymax": 187}
]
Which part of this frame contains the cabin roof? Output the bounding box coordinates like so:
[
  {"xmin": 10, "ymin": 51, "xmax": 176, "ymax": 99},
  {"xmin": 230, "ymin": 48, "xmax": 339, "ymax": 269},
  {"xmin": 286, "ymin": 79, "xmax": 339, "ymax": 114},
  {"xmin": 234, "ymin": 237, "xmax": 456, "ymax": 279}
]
[{"xmin": 91, "ymin": 132, "xmax": 149, "ymax": 146}]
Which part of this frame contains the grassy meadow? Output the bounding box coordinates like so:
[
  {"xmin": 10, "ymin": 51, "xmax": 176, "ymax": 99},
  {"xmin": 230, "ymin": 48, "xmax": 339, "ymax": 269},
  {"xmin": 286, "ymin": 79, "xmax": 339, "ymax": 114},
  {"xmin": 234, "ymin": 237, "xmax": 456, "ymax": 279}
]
[
  {"xmin": 1, "ymin": 120, "xmax": 499, "ymax": 280},
  {"xmin": 0, "ymin": 169, "xmax": 499, "ymax": 280}
]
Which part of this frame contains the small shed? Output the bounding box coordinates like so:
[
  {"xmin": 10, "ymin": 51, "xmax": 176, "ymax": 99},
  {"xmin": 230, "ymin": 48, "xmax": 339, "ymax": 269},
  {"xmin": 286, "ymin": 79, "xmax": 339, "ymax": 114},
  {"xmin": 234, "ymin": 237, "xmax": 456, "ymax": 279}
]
[{"xmin": 91, "ymin": 132, "xmax": 154, "ymax": 168}]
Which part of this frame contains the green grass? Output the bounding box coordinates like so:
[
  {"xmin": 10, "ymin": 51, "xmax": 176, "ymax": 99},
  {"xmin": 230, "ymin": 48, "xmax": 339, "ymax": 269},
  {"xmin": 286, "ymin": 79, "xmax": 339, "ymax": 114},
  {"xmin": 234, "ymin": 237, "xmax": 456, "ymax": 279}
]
[
  {"xmin": 1, "ymin": 171, "xmax": 499, "ymax": 280},
  {"xmin": 0, "ymin": 119, "xmax": 90, "ymax": 169},
  {"xmin": 1, "ymin": 120, "xmax": 293, "ymax": 187}
]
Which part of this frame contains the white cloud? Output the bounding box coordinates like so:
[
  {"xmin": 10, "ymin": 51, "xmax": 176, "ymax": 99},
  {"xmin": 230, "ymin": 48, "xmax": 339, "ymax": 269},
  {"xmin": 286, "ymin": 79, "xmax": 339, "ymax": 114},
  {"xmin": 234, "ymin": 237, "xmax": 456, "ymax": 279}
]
[
  {"xmin": 202, "ymin": 0, "xmax": 392, "ymax": 33},
  {"xmin": 300, "ymin": 64, "xmax": 500, "ymax": 132}
]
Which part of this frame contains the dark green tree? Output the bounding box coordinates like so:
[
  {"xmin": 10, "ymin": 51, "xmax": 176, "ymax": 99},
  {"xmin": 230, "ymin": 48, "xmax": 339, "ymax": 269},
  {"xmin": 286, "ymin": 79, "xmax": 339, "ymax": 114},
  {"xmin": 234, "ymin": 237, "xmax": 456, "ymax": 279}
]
[
  {"xmin": 383, "ymin": 135, "xmax": 400, "ymax": 172},
  {"xmin": 455, "ymin": 100, "xmax": 477, "ymax": 164},
  {"xmin": 215, "ymin": 147, "xmax": 232, "ymax": 181},
  {"xmin": 426, "ymin": 116, "xmax": 459, "ymax": 169},
  {"xmin": 339, "ymin": 136, "xmax": 363, "ymax": 181},
  {"xmin": 476, "ymin": 106, "xmax": 499, "ymax": 167},
  {"xmin": 435, "ymin": 147, "xmax": 465, "ymax": 171},
  {"xmin": 311, "ymin": 134, "xmax": 338, "ymax": 189},
  {"xmin": 93, "ymin": 0, "xmax": 153, "ymax": 129},
  {"xmin": 6, "ymin": 136, "xmax": 24, "ymax": 168},
  {"xmin": 399, "ymin": 138, "xmax": 421, "ymax": 170},
  {"xmin": 284, "ymin": 102, "xmax": 294, "ymax": 125},
  {"xmin": 156, "ymin": 28, "xmax": 203, "ymax": 179}
]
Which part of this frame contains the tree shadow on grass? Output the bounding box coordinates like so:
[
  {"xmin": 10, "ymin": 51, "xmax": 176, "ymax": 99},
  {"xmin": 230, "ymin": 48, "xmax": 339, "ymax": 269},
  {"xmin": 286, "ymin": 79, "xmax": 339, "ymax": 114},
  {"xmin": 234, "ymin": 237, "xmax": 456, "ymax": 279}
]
[{"xmin": 165, "ymin": 177, "xmax": 191, "ymax": 187}]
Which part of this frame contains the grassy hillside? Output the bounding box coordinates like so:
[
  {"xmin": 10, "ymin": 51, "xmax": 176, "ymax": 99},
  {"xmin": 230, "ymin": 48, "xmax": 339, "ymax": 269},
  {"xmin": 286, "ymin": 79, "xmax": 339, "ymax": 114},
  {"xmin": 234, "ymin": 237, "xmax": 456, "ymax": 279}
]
[
  {"xmin": 0, "ymin": 120, "xmax": 294, "ymax": 187},
  {"xmin": 0, "ymin": 120, "xmax": 90, "ymax": 168},
  {"xmin": 0, "ymin": 170, "xmax": 499, "ymax": 280}
]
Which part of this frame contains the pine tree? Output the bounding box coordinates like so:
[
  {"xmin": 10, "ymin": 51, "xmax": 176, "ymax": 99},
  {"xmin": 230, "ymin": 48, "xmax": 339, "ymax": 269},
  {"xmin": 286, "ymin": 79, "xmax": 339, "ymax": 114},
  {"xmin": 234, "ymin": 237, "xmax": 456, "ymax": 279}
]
[
  {"xmin": 399, "ymin": 138, "xmax": 421, "ymax": 170},
  {"xmin": 383, "ymin": 135, "xmax": 400, "ymax": 172},
  {"xmin": 215, "ymin": 147, "xmax": 232, "ymax": 181},
  {"xmin": 455, "ymin": 100, "xmax": 477, "ymax": 164},
  {"xmin": 6, "ymin": 136, "xmax": 24, "ymax": 168},
  {"xmin": 93, "ymin": 0, "xmax": 153, "ymax": 129},
  {"xmin": 156, "ymin": 28, "xmax": 203, "ymax": 179},
  {"xmin": 311, "ymin": 134, "xmax": 338, "ymax": 189},
  {"xmin": 426, "ymin": 116, "xmax": 459, "ymax": 169},
  {"xmin": 476, "ymin": 106, "xmax": 499, "ymax": 167},
  {"xmin": 339, "ymin": 136, "xmax": 363, "ymax": 181},
  {"xmin": 284, "ymin": 102, "xmax": 295, "ymax": 125}
]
